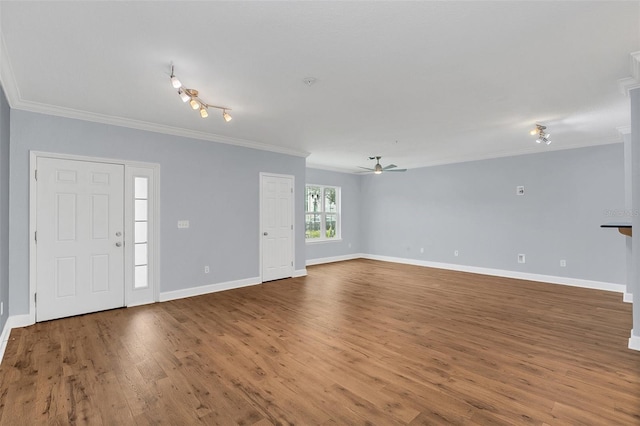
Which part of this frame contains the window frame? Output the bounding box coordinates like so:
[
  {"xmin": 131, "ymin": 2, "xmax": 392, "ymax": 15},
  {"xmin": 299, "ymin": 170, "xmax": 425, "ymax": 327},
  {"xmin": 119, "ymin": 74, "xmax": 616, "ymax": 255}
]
[{"xmin": 305, "ymin": 184, "xmax": 341, "ymax": 243}]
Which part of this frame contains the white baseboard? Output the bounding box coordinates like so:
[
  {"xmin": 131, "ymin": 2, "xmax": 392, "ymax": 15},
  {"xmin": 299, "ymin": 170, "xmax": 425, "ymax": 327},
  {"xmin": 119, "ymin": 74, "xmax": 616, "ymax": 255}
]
[
  {"xmin": 293, "ymin": 269, "xmax": 307, "ymax": 277},
  {"xmin": 0, "ymin": 320, "xmax": 11, "ymax": 364},
  {"xmin": 159, "ymin": 276, "xmax": 261, "ymax": 302},
  {"xmin": 7, "ymin": 314, "xmax": 33, "ymax": 329},
  {"xmin": 360, "ymin": 254, "xmax": 626, "ymax": 294},
  {"xmin": 624, "ymin": 292, "xmax": 633, "ymax": 303},
  {"xmin": 0, "ymin": 314, "xmax": 34, "ymax": 364},
  {"xmin": 126, "ymin": 300, "xmax": 155, "ymax": 308},
  {"xmin": 629, "ymin": 330, "xmax": 640, "ymax": 351},
  {"xmin": 306, "ymin": 253, "xmax": 363, "ymax": 266}
]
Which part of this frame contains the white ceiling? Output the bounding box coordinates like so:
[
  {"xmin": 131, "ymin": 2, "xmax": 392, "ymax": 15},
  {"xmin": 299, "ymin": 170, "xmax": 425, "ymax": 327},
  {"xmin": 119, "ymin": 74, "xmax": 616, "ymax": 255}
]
[{"xmin": 1, "ymin": 1, "xmax": 639, "ymax": 172}]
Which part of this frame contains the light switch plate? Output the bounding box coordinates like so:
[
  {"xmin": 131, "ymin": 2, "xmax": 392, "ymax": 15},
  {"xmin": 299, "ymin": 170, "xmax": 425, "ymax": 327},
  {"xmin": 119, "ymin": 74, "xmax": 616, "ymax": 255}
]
[{"xmin": 177, "ymin": 220, "xmax": 190, "ymax": 229}]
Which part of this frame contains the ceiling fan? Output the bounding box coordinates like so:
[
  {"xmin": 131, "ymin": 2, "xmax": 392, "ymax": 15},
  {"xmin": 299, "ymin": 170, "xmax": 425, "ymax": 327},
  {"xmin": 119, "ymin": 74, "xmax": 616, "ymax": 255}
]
[{"xmin": 359, "ymin": 156, "xmax": 407, "ymax": 174}]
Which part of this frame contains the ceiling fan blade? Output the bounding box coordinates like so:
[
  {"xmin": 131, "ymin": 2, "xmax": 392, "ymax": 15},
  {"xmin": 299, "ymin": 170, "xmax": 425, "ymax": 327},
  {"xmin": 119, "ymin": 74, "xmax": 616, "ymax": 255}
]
[
  {"xmin": 382, "ymin": 164, "xmax": 397, "ymax": 170},
  {"xmin": 385, "ymin": 168, "xmax": 407, "ymax": 172},
  {"xmin": 358, "ymin": 166, "xmax": 375, "ymax": 171}
]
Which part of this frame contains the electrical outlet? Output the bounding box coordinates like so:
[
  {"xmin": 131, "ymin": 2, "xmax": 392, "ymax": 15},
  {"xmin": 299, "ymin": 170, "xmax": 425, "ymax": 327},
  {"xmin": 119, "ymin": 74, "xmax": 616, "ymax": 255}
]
[
  {"xmin": 518, "ymin": 254, "xmax": 526, "ymax": 263},
  {"xmin": 420, "ymin": 248, "xmax": 424, "ymax": 253},
  {"xmin": 454, "ymin": 250, "xmax": 459, "ymax": 257},
  {"xmin": 516, "ymin": 186, "xmax": 525, "ymax": 195},
  {"xmin": 204, "ymin": 266, "xmax": 210, "ymax": 274},
  {"xmin": 560, "ymin": 259, "xmax": 566, "ymax": 267}
]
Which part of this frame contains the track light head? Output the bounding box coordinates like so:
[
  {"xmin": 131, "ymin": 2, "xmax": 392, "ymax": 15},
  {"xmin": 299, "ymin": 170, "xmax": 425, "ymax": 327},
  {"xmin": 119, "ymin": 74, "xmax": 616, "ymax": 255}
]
[
  {"xmin": 178, "ymin": 89, "xmax": 190, "ymax": 103},
  {"xmin": 189, "ymin": 99, "xmax": 200, "ymax": 110},
  {"xmin": 223, "ymin": 110, "xmax": 232, "ymax": 122},
  {"xmin": 170, "ymin": 66, "xmax": 182, "ymax": 89},
  {"xmin": 200, "ymin": 106, "xmax": 208, "ymax": 118}
]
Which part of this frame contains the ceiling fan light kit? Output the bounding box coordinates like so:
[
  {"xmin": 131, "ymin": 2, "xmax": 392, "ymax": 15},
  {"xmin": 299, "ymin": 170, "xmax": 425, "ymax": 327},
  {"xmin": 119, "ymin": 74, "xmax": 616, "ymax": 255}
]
[{"xmin": 169, "ymin": 65, "xmax": 232, "ymax": 122}]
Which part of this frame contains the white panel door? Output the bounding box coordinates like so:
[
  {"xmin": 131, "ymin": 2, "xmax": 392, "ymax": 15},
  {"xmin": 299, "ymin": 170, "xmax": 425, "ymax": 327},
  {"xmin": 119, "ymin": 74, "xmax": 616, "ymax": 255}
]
[
  {"xmin": 36, "ymin": 158, "xmax": 125, "ymax": 321},
  {"xmin": 261, "ymin": 174, "xmax": 293, "ymax": 282}
]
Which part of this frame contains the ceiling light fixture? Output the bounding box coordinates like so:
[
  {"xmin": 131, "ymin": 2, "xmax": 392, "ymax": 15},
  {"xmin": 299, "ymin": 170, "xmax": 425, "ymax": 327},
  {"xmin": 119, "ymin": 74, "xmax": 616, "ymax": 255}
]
[
  {"xmin": 170, "ymin": 65, "xmax": 232, "ymax": 121},
  {"xmin": 531, "ymin": 124, "xmax": 551, "ymax": 145}
]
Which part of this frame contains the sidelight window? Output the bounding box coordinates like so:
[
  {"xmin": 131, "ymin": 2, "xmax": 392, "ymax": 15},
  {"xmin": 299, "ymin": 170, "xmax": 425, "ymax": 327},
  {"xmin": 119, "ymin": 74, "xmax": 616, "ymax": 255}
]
[{"xmin": 134, "ymin": 177, "xmax": 149, "ymax": 288}]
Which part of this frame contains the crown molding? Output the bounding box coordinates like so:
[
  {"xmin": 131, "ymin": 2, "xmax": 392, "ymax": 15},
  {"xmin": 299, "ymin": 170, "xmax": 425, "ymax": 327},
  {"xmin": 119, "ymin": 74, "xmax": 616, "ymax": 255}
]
[
  {"xmin": 391, "ymin": 138, "xmax": 624, "ymax": 172},
  {"xmin": 305, "ymin": 163, "xmax": 359, "ymax": 174},
  {"xmin": 12, "ymin": 99, "xmax": 310, "ymax": 158},
  {"xmin": 0, "ymin": 29, "xmax": 21, "ymax": 107},
  {"xmin": 618, "ymin": 51, "xmax": 640, "ymax": 96},
  {"xmin": 617, "ymin": 125, "xmax": 631, "ymax": 136},
  {"xmin": 310, "ymin": 137, "xmax": 624, "ymax": 174}
]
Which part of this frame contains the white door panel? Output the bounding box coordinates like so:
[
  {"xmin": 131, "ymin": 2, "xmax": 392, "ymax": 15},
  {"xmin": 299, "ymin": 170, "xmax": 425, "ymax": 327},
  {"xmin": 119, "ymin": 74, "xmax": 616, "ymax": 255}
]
[
  {"xmin": 36, "ymin": 158, "xmax": 125, "ymax": 321},
  {"xmin": 261, "ymin": 174, "xmax": 294, "ymax": 282}
]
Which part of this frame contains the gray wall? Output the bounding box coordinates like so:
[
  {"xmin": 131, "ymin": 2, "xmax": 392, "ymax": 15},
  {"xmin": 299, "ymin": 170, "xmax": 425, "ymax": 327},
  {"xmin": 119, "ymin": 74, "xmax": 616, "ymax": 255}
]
[
  {"xmin": 359, "ymin": 144, "xmax": 626, "ymax": 284},
  {"xmin": 305, "ymin": 168, "xmax": 362, "ymax": 261},
  {"xmin": 9, "ymin": 110, "xmax": 306, "ymax": 316},
  {"xmin": 0, "ymin": 87, "xmax": 9, "ymax": 331}
]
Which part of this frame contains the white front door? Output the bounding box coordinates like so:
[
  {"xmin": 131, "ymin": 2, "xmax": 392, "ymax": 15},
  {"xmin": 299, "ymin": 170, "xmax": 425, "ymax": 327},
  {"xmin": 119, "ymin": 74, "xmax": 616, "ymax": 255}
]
[
  {"xmin": 261, "ymin": 174, "xmax": 294, "ymax": 282},
  {"xmin": 36, "ymin": 158, "xmax": 125, "ymax": 321}
]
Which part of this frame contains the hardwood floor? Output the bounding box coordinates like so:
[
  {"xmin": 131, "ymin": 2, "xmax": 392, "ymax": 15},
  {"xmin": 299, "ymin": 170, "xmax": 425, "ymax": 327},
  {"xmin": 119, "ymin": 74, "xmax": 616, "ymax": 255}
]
[{"xmin": 0, "ymin": 259, "xmax": 638, "ymax": 425}]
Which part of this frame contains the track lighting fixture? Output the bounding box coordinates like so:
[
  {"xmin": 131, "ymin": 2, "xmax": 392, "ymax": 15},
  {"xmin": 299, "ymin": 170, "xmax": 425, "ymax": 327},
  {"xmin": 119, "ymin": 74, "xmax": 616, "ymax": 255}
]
[
  {"xmin": 169, "ymin": 65, "xmax": 232, "ymax": 121},
  {"xmin": 530, "ymin": 124, "xmax": 551, "ymax": 145}
]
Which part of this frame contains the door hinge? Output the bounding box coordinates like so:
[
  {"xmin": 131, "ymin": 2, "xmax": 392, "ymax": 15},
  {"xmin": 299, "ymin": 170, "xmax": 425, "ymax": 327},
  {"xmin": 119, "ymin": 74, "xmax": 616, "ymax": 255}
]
[
  {"xmin": 291, "ymin": 224, "xmax": 293, "ymax": 230},
  {"xmin": 35, "ymin": 170, "xmax": 38, "ymax": 181},
  {"xmin": 291, "ymin": 261, "xmax": 293, "ymax": 266},
  {"xmin": 291, "ymin": 187, "xmax": 293, "ymax": 193},
  {"xmin": 34, "ymin": 293, "xmax": 37, "ymax": 304},
  {"xmin": 35, "ymin": 231, "xmax": 37, "ymax": 243}
]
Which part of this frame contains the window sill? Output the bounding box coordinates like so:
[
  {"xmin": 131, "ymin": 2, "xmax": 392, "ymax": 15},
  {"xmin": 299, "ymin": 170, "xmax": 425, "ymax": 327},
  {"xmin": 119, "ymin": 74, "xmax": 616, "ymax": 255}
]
[{"xmin": 306, "ymin": 238, "xmax": 343, "ymax": 245}]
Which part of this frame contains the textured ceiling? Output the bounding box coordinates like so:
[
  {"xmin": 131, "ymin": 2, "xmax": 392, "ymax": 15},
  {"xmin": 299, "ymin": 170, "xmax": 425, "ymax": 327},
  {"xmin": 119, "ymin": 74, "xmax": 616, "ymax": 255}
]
[{"xmin": 1, "ymin": 1, "xmax": 638, "ymax": 171}]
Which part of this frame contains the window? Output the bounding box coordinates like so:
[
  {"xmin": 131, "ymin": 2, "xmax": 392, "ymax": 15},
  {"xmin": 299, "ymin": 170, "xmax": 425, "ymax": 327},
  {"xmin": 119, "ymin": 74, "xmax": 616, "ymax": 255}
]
[
  {"xmin": 305, "ymin": 185, "xmax": 340, "ymax": 241},
  {"xmin": 134, "ymin": 177, "xmax": 149, "ymax": 288}
]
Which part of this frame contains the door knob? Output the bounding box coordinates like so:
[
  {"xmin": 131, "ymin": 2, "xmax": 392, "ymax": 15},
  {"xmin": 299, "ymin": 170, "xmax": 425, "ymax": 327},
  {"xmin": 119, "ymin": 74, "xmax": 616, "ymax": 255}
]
[
  {"xmin": 263, "ymin": 232, "xmax": 268, "ymax": 236},
  {"xmin": 115, "ymin": 242, "xmax": 122, "ymax": 247},
  {"xmin": 115, "ymin": 231, "xmax": 122, "ymax": 237}
]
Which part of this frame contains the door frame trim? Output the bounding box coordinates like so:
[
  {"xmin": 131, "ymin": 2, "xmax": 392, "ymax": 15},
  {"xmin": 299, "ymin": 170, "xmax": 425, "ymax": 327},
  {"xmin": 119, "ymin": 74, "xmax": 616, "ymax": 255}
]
[
  {"xmin": 29, "ymin": 151, "xmax": 161, "ymax": 323},
  {"xmin": 259, "ymin": 172, "xmax": 295, "ymax": 282}
]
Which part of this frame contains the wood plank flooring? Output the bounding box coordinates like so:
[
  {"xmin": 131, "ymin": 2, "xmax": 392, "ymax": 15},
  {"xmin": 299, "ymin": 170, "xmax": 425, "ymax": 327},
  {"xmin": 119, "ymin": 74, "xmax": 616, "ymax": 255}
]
[{"xmin": 0, "ymin": 259, "xmax": 638, "ymax": 425}]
